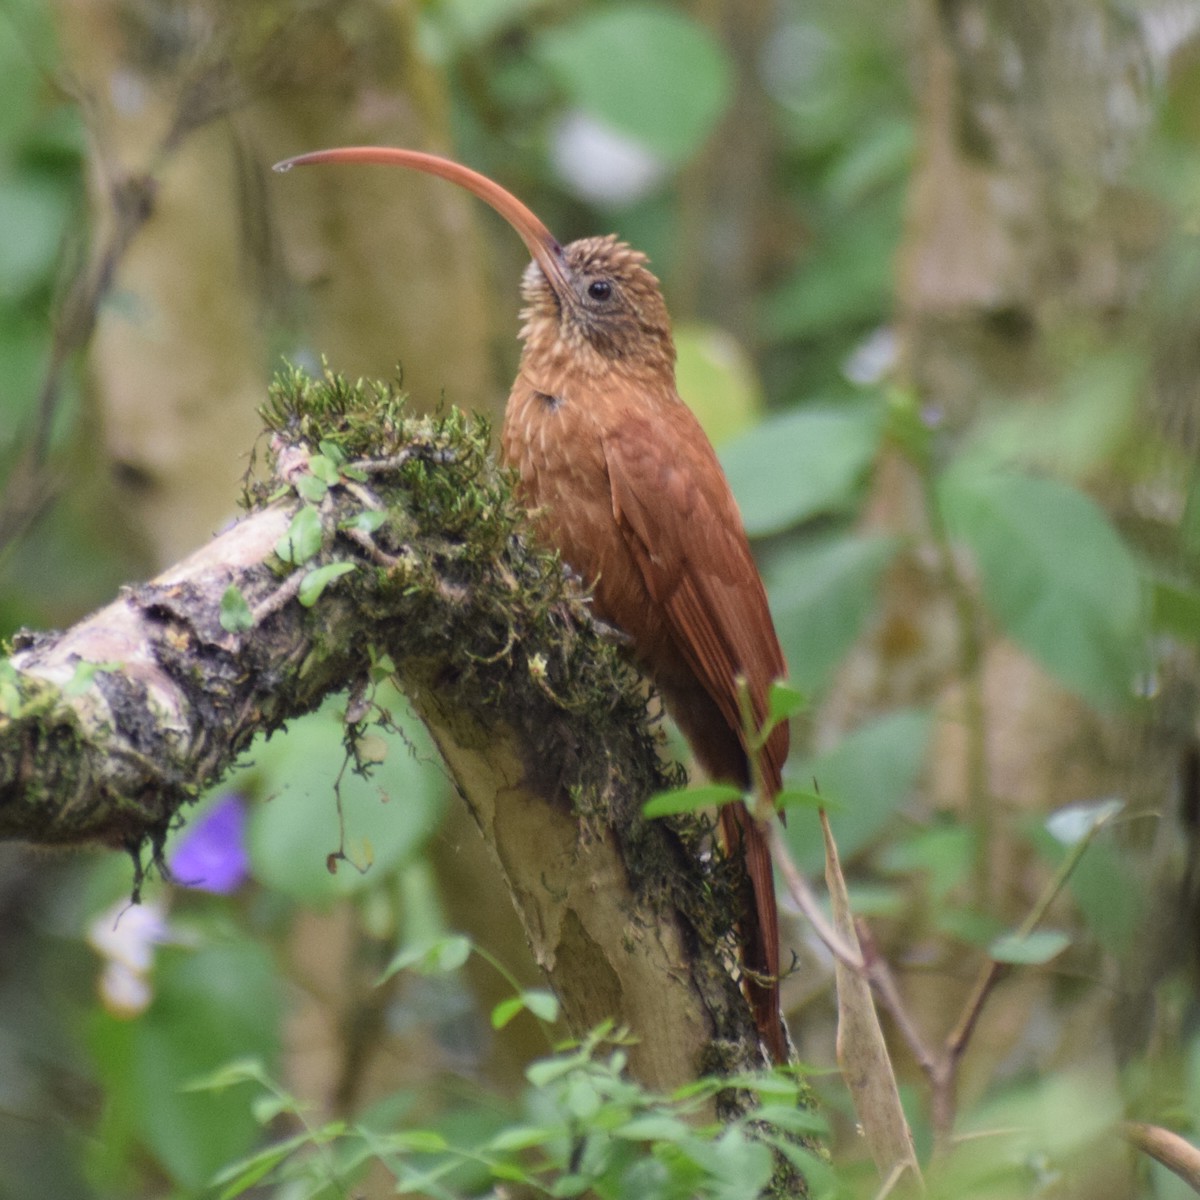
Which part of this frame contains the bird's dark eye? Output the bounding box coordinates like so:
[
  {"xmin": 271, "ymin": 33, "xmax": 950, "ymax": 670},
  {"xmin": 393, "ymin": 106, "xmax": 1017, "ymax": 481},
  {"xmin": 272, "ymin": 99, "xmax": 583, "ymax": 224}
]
[{"xmin": 587, "ymin": 279, "xmax": 612, "ymax": 301}]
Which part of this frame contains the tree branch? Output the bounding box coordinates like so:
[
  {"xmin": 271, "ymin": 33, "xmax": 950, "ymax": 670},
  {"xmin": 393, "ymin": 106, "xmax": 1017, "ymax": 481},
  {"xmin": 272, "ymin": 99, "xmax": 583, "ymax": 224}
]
[{"xmin": 0, "ymin": 366, "xmax": 772, "ymax": 1091}]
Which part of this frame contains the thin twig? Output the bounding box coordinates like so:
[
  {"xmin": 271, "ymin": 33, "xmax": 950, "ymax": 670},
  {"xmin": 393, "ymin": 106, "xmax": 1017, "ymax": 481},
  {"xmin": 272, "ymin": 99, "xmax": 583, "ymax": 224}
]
[{"xmin": 767, "ymin": 820, "xmax": 864, "ymax": 971}]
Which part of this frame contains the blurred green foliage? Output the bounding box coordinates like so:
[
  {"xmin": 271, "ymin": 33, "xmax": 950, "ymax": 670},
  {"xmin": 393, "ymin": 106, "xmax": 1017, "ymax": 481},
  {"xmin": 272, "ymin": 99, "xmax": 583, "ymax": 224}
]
[{"xmin": 4, "ymin": 0, "xmax": 1200, "ymax": 1197}]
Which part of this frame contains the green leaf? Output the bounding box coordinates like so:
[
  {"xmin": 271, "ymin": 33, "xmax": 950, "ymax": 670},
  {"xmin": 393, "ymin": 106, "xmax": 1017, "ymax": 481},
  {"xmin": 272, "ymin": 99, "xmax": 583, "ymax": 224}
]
[
  {"xmin": 769, "ymin": 533, "xmax": 900, "ymax": 693},
  {"xmin": 721, "ymin": 405, "xmax": 881, "ymax": 536},
  {"xmin": 684, "ymin": 1127, "xmax": 774, "ymax": 1194},
  {"xmin": 675, "ymin": 323, "xmax": 763, "ymax": 446},
  {"xmin": 382, "ymin": 1129, "xmax": 450, "ymax": 1153},
  {"xmin": 752, "ymin": 1105, "xmax": 829, "ymax": 1136},
  {"xmin": 219, "ymin": 585, "xmax": 255, "ymax": 633},
  {"xmin": 418, "ymin": 0, "xmax": 542, "ymax": 58},
  {"xmin": 526, "ymin": 1055, "xmax": 584, "ymax": 1089},
  {"xmin": 343, "ymin": 508, "xmax": 387, "ymax": 535},
  {"xmin": 643, "ymin": 783, "xmax": 742, "ymax": 818},
  {"xmin": 491, "ymin": 996, "xmax": 524, "ymax": 1029},
  {"xmin": 766, "ymin": 681, "xmax": 808, "ymax": 728},
  {"xmin": 275, "ymin": 505, "xmax": 323, "ymax": 565},
  {"xmin": 307, "ymin": 453, "xmax": 342, "ymax": 485},
  {"xmin": 938, "ymin": 469, "xmax": 1144, "ymax": 705},
  {"xmin": 775, "ymin": 787, "xmax": 837, "ymax": 812},
  {"xmin": 988, "ymin": 929, "xmax": 1071, "ymax": 966},
  {"xmin": 614, "ymin": 1115, "xmax": 691, "ymax": 1142},
  {"xmin": 537, "ymin": 6, "xmax": 733, "ymax": 165},
  {"xmin": 293, "ymin": 472, "xmax": 328, "ymax": 503},
  {"xmin": 564, "ymin": 1076, "xmax": 601, "ymax": 1119},
  {"xmin": 380, "ymin": 934, "xmax": 472, "ymax": 982},
  {"xmin": 183, "ymin": 1058, "xmax": 273, "ymax": 1094},
  {"xmin": 298, "ymin": 561, "xmax": 356, "ymax": 607},
  {"xmin": 523, "ymin": 989, "xmax": 560, "ymax": 1022},
  {"xmin": 0, "ymin": 660, "xmax": 20, "ymax": 713},
  {"xmin": 879, "ymin": 824, "xmax": 975, "ymax": 903},
  {"xmin": 487, "ymin": 1124, "xmax": 553, "ymax": 1153},
  {"xmin": 212, "ymin": 1137, "xmax": 303, "ymax": 1199},
  {"xmin": 317, "ymin": 439, "xmax": 348, "ymax": 466},
  {"xmin": 786, "ymin": 708, "xmax": 933, "ymax": 872}
]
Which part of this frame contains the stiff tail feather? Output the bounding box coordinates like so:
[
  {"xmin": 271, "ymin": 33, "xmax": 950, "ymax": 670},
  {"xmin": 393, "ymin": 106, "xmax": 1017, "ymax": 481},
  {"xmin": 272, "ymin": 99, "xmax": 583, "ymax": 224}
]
[{"xmin": 719, "ymin": 801, "xmax": 787, "ymax": 1064}]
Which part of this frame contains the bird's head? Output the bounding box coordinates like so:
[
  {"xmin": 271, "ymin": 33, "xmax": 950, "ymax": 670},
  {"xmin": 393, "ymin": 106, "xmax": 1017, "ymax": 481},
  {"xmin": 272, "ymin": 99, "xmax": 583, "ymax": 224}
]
[
  {"xmin": 274, "ymin": 147, "xmax": 675, "ymax": 380},
  {"xmin": 519, "ymin": 234, "xmax": 673, "ymax": 379}
]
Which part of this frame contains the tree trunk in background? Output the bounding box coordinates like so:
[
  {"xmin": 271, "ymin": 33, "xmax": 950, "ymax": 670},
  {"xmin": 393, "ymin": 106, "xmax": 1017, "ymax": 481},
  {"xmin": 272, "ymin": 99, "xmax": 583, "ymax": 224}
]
[
  {"xmin": 55, "ymin": 0, "xmax": 496, "ymax": 566},
  {"xmin": 821, "ymin": 0, "xmax": 1200, "ymax": 1151}
]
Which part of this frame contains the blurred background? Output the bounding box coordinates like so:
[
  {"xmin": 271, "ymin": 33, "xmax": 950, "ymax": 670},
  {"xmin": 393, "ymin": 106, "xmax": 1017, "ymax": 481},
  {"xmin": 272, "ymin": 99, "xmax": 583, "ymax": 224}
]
[{"xmin": 5, "ymin": 0, "xmax": 1200, "ymax": 1195}]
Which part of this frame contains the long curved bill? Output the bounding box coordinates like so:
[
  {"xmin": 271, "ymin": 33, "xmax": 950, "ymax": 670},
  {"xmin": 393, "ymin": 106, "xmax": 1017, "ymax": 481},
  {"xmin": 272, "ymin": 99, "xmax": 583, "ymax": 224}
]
[{"xmin": 273, "ymin": 146, "xmax": 571, "ymax": 295}]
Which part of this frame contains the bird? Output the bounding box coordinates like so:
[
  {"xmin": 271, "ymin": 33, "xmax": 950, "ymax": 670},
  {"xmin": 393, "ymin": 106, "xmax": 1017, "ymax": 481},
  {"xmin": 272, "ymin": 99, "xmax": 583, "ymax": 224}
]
[{"xmin": 275, "ymin": 147, "xmax": 791, "ymax": 1063}]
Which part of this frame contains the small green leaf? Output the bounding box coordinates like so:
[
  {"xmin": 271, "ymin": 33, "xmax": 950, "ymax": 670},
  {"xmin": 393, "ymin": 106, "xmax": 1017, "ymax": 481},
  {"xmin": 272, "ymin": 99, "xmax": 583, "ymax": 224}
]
[
  {"xmin": 526, "ymin": 1055, "xmax": 583, "ymax": 1088},
  {"xmin": 317, "ymin": 439, "xmax": 347, "ymax": 465},
  {"xmin": 487, "ymin": 1125, "xmax": 553, "ymax": 1153},
  {"xmin": 766, "ymin": 681, "xmax": 807, "ymax": 728},
  {"xmin": 249, "ymin": 1094, "xmax": 292, "ymax": 1125},
  {"xmin": 275, "ymin": 506, "xmax": 323, "ymax": 565},
  {"xmin": 615, "ymin": 1115, "xmax": 691, "ymax": 1142},
  {"xmin": 753, "ymin": 1105, "xmax": 829, "ymax": 1136},
  {"xmin": 343, "ymin": 508, "xmax": 386, "ymax": 534},
  {"xmin": 491, "ymin": 996, "xmax": 524, "ymax": 1029},
  {"xmin": 298, "ymin": 561, "xmax": 356, "ymax": 607},
  {"xmin": 382, "ymin": 1129, "xmax": 450, "ymax": 1153},
  {"xmin": 523, "ymin": 989, "xmax": 560, "ymax": 1022},
  {"xmin": 379, "ymin": 934, "xmax": 471, "ymax": 982},
  {"xmin": 643, "ymin": 783, "xmax": 742, "ymax": 818},
  {"xmin": 184, "ymin": 1058, "xmax": 272, "ymax": 1094},
  {"xmin": 989, "ymin": 929, "xmax": 1071, "ymax": 965},
  {"xmin": 685, "ymin": 1127, "xmax": 774, "ymax": 1192},
  {"xmin": 293, "ymin": 472, "xmax": 328, "ymax": 503},
  {"xmin": 775, "ymin": 787, "xmax": 838, "ymax": 812},
  {"xmin": 564, "ymin": 1076, "xmax": 601, "ymax": 1119},
  {"xmin": 307, "ymin": 453, "xmax": 342, "ymax": 485},
  {"xmin": 219, "ymin": 585, "xmax": 255, "ymax": 633}
]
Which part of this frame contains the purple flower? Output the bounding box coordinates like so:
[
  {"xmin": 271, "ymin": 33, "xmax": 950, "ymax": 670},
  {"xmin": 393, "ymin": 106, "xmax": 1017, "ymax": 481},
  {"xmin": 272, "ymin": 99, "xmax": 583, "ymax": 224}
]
[{"xmin": 170, "ymin": 793, "xmax": 250, "ymax": 894}]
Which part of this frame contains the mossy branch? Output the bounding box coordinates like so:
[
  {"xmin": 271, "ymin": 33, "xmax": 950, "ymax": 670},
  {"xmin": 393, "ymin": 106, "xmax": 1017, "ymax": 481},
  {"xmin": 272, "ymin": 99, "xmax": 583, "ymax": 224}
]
[{"xmin": 0, "ymin": 366, "xmax": 774, "ymax": 1090}]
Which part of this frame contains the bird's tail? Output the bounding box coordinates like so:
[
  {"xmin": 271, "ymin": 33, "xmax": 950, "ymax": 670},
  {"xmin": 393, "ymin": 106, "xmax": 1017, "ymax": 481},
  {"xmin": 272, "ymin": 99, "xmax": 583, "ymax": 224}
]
[{"xmin": 719, "ymin": 801, "xmax": 788, "ymax": 1064}]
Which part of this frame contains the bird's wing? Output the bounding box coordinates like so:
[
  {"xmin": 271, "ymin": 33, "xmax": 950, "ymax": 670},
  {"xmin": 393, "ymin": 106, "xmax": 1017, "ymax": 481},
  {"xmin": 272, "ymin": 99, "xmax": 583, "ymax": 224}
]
[
  {"xmin": 602, "ymin": 400, "xmax": 790, "ymax": 1061},
  {"xmin": 601, "ymin": 402, "xmax": 788, "ymax": 797}
]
